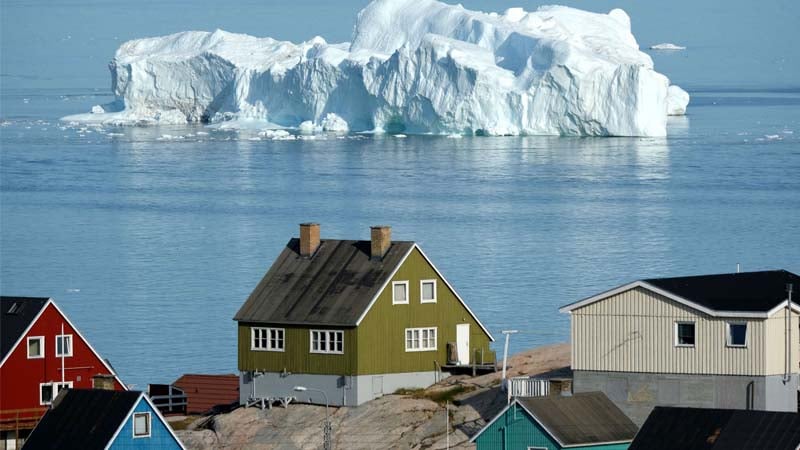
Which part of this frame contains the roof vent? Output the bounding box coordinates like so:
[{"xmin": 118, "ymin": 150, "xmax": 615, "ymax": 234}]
[
  {"xmin": 299, "ymin": 223, "xmax": 321, "ymax": 258},
  {"xmin": 370, "ymin": 225, "xmax": 391, "ymax": 260}
]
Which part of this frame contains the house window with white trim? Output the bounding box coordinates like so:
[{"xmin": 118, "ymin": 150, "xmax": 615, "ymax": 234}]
[
  {"xmin": 420, "ymin": 280, "xmax": 437, "ymax": 303},
  {"xmin": 133, "ymin": 412, "xmax": 151, "ymax": 438},
  {"xmin": 392, "ymin": 281, "xmax": 409, "ymax": 304},
  {"xmin": 27, "ymin": 336, "xmax": 44, "ymax": 359},
  {"xmin": 55, "ymin": 334, "xmax": 73, "ymax": 357},
  {"xmin": 405, "ymin": 327, "xmax": 437, "ymax": 351},
  {"xmin": 310, "ymin": 330, "xmax": 344, "ymax": 354},
  {"xmin": 252, "ymin": 327, "xmax": 285, "ymax": 351},
  {"xmin": 40, "ymin": 381, "xmax": 72, "ymax": 405},
  {"xmin": 727, "ymin": 322, "xmax": 747, "ymax": 347},
  {"xmin": 675, "ymin": 322, "xmax": 695, "ymax": 347}
]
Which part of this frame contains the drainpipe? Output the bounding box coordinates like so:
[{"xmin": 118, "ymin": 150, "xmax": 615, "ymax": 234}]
[{"xmin": 784, "ymin": 284, "xmax": 793, "ymax": 383}]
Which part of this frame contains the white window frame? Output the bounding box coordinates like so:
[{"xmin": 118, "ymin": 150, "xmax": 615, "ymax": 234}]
[
  {"xmin": 726, "ymin": 322, "xmax": 748, "ymax": 348},
  {"xmin": 132, "ymin": 412, "xmax": 152, "ymax": 438},
  {"xmin": 674, "ymin": 321, "xmax": 696, "ymax": 347},
  {"xmin": 310, "ymin": 330, "xmax": 344, "ymax": 354},
  {"xmin": 39, "ymin": 381, "xmax": 73, "ymax": 405},
  {"xmin": 420, "ymin": 279, "xmax": 437, "ymax": 304},
  {"xmin": 405, "ymin": 327, "xmax": 437, "ymax": 352},
  {"xmin": 27, "ymin": 336, "xmax": 45, "ymax": 359},
  {"xmin": 251, "ymin": 327, "xmax": 285, "ymax": 352},
  {"xmin": 392, "ymin": 281, "xmax": 409, "ymax": 305},
  {"xmin": 55, "ymin": 334, "xmax": 73, "ymax": 357}
]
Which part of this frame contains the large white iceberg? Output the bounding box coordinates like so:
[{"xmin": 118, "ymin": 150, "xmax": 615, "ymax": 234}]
[{"xmin": 64, "ymin": 0, "xmax": 688, "ymax": 136}]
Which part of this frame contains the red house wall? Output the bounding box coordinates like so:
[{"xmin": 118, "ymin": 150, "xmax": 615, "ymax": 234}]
[{"xmin": 0, "ymin": 303, "xmax": 125, "ymax": 413}]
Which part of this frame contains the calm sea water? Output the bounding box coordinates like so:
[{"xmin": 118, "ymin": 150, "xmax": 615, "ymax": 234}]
[
  {"xmin": 2, "ymin": 0, "xmax": 800, "ymax": 389},
  {"xmin": 1, "ymin": 87, "xmax": 799, "ymax": 388}
]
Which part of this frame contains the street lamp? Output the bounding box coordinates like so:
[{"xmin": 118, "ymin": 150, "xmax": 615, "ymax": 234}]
[{"xmin": 294, "ymin": 386, "xmax": 332, "ymax": 450}]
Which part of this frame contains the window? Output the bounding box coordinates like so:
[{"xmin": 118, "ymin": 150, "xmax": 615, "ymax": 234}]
[
  {"xmin": 420, "ymin": 280, "xmax": 437, "ymax": 303},
  {"xmin": 310, "ymin": 330, "xmax": 344, "ymax": 354},
  {"xmin": 392, "ymin": 281, "xmax": 409, "ymax": 304},
  {"xmin": 251, "ymin": 327, "xmax": 285, "ymax": 351},
  {"xmin": 133, "ymin": 412, "xmax": 151, "ymax": 438},
  {"xmin": 55, "ymin": 334, "xmax": 73, "ymax": 357},
  {"xmin": 405, "ymin": 327, "xmax": 437, "ymax": 352},
  {"xmin": 727, "ymin": 322, "xmax": 747, "ymax": 347},
  {"xmin": 675, "ymin": 322, "xmax": 695, "ymax": 347},
  {"xmin": 40, "ymin": 381, "xmax": 72, "ymax": 405},
  {"xmin": 27, "ymin": 336, "xmax": 44, "ymax": 359}
]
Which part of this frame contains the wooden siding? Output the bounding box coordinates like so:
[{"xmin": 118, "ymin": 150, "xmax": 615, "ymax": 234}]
[
  {"xmin": 570, "ymin": 287, "xmax": 772, "ymax": 376},
  {"xmin": 356, "ymin": 248, "xmax": 493, "ymax": 375},
  {"xmin": 173, "ymin": 374, "xmax": 239, "ymax": 414},
  {"xmin": 238, "ymin": 324, "xmax": 357, "ymax": 375},
  {"xmin": 764, "ymin": 307, "xmax": 800, "ymax": 376},
  {"xmin": 474, "ymin": 403, "xmax": 630, "ymax": 450}
]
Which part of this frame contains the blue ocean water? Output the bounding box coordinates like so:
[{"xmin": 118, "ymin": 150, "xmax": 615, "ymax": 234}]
[{"xmin": 2, "ymin": 0, "xmax": 800, "ymax": 388}]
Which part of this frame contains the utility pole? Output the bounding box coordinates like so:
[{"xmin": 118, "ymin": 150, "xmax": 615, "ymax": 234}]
[
  {"xmin": 294, "ymin": 386, "xmax": 332, "ymax": 450},
  {"xmin": 501, "ymin": 330, "xmax": 519, "ymax": 382}
]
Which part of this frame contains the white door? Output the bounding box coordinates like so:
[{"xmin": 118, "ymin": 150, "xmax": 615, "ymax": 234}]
[{"xmin": 456, "ymin": 323, "xmax": 470, "ymax": 365}]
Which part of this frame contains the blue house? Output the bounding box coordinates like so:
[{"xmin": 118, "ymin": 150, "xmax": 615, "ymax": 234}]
[
  {"xmin": 23, "ymin": 389, "xmax": 185, "ymax": 450},
  {"xmin": 470, "ymin": 392, "xmax": 638, "ymax": 450}
]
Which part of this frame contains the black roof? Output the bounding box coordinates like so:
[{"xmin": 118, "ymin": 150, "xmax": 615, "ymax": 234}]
[
  {"xmin": 234, "ymin": 238, "xmax": 415, "ymax": 326},
  {"xmin": 629, "ymin": 406, "xmax": 800, "ymax": 450},
  {"xmin": 644, "ymin": 270, "xmax": 799, "ymax": 312},
  {"xmin": 518, "ymin": 392, "xmax": 638, "ymax": 445},
  {"xmin": 0, "ymin": 296, "xmax": 49, "ymax": 360},
  {"xmin": 23, "ymin": 389, "xmax": 143, "ymax": 450}
]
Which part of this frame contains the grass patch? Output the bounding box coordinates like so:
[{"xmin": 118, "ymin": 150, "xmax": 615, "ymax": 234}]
[
  {"xmin": 394, "ymin": 385, "xmax": 476, "ymax": 404},
  {"xmin": 167, "ymin": 416, "xmax": 202, "ymax": 431}
]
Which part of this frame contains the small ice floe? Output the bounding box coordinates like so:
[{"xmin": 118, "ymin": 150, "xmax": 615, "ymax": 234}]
[
  {"xmin": 196, "ymin": 131, "xmax": 210, "ymax": 136},
  {"xmin": 446, "ymin": 133, "xmax": 463, "ymax": 139},
  {"xmin": 23, "ymin": 98, "xmax": 30, "ymax": 104},
  {"xmin": 782, "ymin": 130, "xmax": 793, "ymax": 134},
  {"xmin": 393, "ymin": 134, "xmax": 407, "ymax": 138},
  {"xmin": 91, "ymin": 105, "xmax": 105, "ymax": 114},
  {"xmin": 66, "ymin": 288, "xmax": 81, "ymax": 293},
  {"xmin": 764, "ymin": 134, "xmax": 782, "ymax": 141},
  {"xmin": 157, "ymin": 134, "xmax": 185, "ymax": 140},
  {"xmin": 650, "ymin": 43, "xmax": 686, "ymax": 50}
]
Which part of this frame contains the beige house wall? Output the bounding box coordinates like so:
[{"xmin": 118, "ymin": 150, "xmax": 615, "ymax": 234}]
[
  {"xmin": 569, "ymin": 286, "xmax": 800, "ymax": 376},
  {"xmin": 764, "ymin": 307, "xmax": 800, "ymax": 375}
]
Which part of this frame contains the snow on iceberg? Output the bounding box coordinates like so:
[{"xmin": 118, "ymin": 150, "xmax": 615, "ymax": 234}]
[
  {"xmin": 667, "ymin": 85, "xmax": 690, "ymax": 116},
  {"xmin": 63, "ymin": 0, "xmax": 689, "ymax": 136}
]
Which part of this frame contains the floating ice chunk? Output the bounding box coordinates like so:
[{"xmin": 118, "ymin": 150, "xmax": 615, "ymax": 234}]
[
  {"xmin": 667, "ymin": 85, "xmax": 690, "ymax": 116},
  {"xmin": 650, "ymin": 43, "xmax": 686, "ymax": 50},
  {"xmin": 298, "ymin": 120, "xmax": 318, "ymax": 134},
  {"xmin": 321, "ymin": 113, "xmax": 349, "ymax": 132},
  {"xmin": 62, "ymin": 0, "xmax": 689, "ymax": 137},
  {"xmin": 91, "ymin": 105, "xmax": 105, "ymax": 114},
  {"xmin": 764, "ymin": 134, "xmax": 781, "ymax": 140},
  {"xmin": 393, "ymin": 134, "xmax": 407, "ymax": 138}
]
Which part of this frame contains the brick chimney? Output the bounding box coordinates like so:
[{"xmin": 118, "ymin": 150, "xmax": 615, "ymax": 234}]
[
  {"xmin": 299, "ymin": 223, "xmax": 321, "ymax": 257},
  {"xmin": 370, "ymin": 225, "xmax": 391, "ymax": 260}
]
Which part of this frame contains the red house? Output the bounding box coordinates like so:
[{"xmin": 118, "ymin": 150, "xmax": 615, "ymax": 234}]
[{"xmin": 0, "ymin": 296, "xmax": 126, "ymax": 449}]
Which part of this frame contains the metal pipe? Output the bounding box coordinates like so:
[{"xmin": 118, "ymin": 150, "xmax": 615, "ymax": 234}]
[{"xmin": 785, "ymin": 284, "xmax": 793, "ymax": 383}]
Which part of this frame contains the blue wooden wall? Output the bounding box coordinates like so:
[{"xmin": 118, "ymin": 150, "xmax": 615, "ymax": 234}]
[
  {"xmin": 474, "ymin": 403, "xmax": 631, "ymax": 450},
  {"xmin": 108, "ymin": 397, "xmax": 183, "ymax": 450}
]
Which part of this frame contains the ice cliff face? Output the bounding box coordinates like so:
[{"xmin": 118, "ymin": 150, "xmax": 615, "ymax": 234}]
[{"xmin": 66, "ymin": 0, "xmax": 689, "ymax": 136}]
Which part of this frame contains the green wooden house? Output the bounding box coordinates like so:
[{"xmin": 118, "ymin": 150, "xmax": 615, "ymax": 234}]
[
  {"xmin": 470, "ymin": 392, "xmax": 638, "ymax": 450},
  {"xmin": 233, "ymin": 223, "xmax": 495, "ymax": 406}
]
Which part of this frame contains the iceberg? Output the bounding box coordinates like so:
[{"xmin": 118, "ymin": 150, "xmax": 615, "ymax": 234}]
[
  {"xmin": 650, "ymin": 43, "xmax": 686, "ymax": 51},
  {"xmin": 667, "ymin": 85, "xmax": 690, "ymax": 116},
  {"xmin": 63, "ymin": 0, "xmax": 689, "ymax": 136}
]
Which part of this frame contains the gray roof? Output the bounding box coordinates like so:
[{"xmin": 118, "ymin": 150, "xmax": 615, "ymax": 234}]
[
  {"xmin": 1, "ymin": 296, "xmax": 50, "ymax": 361},
  {"xmin": 518, "ymin": 392, "xmax": 638, "ymax": 446},
  {"xmin": 234, "ymin": 239, "xmax": 415, "ymax": 326}
]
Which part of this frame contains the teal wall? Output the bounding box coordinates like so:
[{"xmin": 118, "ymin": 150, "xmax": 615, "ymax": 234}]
[
  {"xmin": 108, "ymin": 397, "xmax": 183, "ymax": 450},
  {"xmin": 474, "ymin": 403, "xmax": 631, "ymax": 450}
]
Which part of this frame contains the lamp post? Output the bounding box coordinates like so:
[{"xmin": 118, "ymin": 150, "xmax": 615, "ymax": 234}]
[{"xmin": 294, "ymin": 386, "xmax": 332, "ymax": 450}]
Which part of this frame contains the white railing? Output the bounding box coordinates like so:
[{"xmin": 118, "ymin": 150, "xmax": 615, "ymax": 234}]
[{"xmin": 506, "ymin": 377, "xmax": 549, "ymax": 403}]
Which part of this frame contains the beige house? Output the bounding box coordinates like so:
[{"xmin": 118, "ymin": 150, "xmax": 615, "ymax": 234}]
[{"xmin": 560, "ymin": 270, "xmax": 799, "ymax": 425}]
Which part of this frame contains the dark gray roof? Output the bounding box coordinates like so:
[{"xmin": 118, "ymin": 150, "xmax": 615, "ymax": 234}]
[
  {"xmin": 518, "ymin": 392, "xmax": 638, "ymax": 446},
  {"xmin": 234, "ymin": 239, "xmax": 415, "ymax": 326},
  {"xmin": 644, "ymin": 270, "xmax": 799, "ymax": 312},
  {"xmin": 1, "ymin": 296, "xmax": 50, "ymax": 360},
  {"xmin": 629, "ymin": 406, "xmax": 800, "ymax": 450},
  {"xmin": 24, "ymin": 389, "xmax": 143, "ymax": 450}
]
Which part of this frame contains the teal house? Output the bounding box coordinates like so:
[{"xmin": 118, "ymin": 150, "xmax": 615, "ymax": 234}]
[
  {"xmin": 471, "ymin": 392, "xmax": 638, "ymax": 450},
  {"xmin": 23, "ymin": 389, "xmax": 185, "ymax": 449}
]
